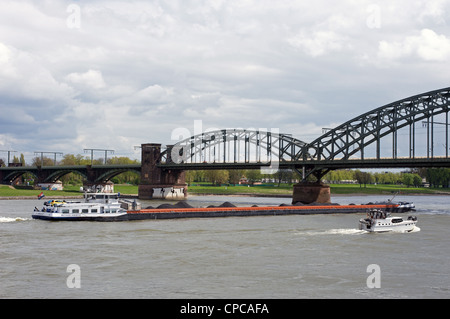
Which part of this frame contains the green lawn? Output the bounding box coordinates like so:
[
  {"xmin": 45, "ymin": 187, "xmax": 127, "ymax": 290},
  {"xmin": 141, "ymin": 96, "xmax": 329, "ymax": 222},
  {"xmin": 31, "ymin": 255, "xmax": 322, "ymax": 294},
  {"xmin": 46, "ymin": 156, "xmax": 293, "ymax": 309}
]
[
  {"xmin": 0, "ymin": 184, "xmax": 139, "ymax": 197},
  {"xmin": 0, "ymin": 184, "xmax": 82, "ymax": 197},
  {"xmin": 0, "ymin": 183, "xmax": 447, "ymax": 198},
  {"xmin": 188, "ymin": 183, "xmax": 448, "ymax": 196},
  {"xmin": 188, "ymin": 184, "xmax": 293, "ymax": 195},
  {"xmin": 329, "ymin": 183, "xmax": 442, "ymax": 195}
]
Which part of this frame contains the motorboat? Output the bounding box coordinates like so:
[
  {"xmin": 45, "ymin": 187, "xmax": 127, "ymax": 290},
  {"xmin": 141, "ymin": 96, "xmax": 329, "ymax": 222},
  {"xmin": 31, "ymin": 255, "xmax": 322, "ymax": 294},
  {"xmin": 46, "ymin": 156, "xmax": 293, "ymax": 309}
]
[
  {"xmin": 32, "ymin": 193, "xmax": 130, "ymax": 221},
  {"xmin": 397, "ymin": 201, "xmax": 415, "ymax": 212},
  {"xmin": 359, "ymin": 209, "xmax": 419, "ymax": 233}
]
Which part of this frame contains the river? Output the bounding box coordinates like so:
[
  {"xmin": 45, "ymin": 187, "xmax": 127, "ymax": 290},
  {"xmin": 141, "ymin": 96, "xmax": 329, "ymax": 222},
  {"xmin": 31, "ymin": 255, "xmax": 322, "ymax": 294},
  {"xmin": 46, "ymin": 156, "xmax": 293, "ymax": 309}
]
[{"xmin": 0, "ymin": 194, "xmax": 449, "ymax": 299}]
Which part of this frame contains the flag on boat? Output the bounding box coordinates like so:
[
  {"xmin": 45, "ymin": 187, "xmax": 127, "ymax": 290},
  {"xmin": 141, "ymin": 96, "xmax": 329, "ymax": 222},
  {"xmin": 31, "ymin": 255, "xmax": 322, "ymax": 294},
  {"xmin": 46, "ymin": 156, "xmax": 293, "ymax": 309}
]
[{"xmin": 38, "ymin": 192, "xmax": 45, "ymax": 200}]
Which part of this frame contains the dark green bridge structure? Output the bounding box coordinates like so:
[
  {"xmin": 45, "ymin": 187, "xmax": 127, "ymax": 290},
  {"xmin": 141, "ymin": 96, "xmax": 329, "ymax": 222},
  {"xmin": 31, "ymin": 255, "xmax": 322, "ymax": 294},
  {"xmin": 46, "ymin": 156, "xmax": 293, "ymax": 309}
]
[{"xmin": 2, "ymin": 87, "xmax": 450, "ymax": 203}]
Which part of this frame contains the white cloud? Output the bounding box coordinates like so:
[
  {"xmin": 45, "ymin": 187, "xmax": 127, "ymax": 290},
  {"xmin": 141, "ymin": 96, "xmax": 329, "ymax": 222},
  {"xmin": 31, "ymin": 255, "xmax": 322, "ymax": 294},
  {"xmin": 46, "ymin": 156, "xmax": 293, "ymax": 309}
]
[
  {"xmin": 0, "ymin": 42, "xmax": 11, "ymax": 64},
  {"xmin": 418, "ymin": 0, "xmax": 448, "ymax": 25},
  {"xmin": 287, "ymin": 30, "xmax": 351, "ymax": 57},
  {"xmin": 66, "ymin": 69, "xmax": 106, "ymax": 89},
  {"xmin": 378, "ymin": 29, "xmax": 450, "ymax": 62},
  {"xmin": 0, "ymin": 42, "xmax": 74, "ymax": 101},
  {"xmin": 416, "ymin": 29, "xmax": 450, "ymax": 61}
]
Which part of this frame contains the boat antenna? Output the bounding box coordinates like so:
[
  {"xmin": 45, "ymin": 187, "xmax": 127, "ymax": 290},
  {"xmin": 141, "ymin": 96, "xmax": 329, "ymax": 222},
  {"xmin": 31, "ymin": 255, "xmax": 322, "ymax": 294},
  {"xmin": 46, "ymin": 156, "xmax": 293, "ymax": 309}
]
[{"xmin": 389, "ymin": 191, "xmax": 399, "ymax": 202}]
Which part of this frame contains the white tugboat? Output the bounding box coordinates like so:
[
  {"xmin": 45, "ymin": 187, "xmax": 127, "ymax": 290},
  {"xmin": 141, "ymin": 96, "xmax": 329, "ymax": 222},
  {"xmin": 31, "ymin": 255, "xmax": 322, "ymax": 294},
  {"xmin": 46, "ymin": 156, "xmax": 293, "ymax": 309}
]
[
  {"xmin": 32, "ymin": 193, "xmax": 134, "ymax": 221},
  {"xmin": 359, "ymin": 209, "xmax": 419, "ymax": 233}
]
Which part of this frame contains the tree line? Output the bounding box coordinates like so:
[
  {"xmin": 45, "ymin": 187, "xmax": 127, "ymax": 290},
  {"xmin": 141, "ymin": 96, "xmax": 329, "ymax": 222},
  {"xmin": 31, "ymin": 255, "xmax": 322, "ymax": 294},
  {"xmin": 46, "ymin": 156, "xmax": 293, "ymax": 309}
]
[
  {"xmin": 326, "ymin": 168, "xmax": 449, "ymax": 188},
  {"xmin": 186, "ymin": 169, "xmax": 299, "ymax": 186},
  {"xmin": 187, "ymin": 168, "xmax": 450, "ymax": 188}
]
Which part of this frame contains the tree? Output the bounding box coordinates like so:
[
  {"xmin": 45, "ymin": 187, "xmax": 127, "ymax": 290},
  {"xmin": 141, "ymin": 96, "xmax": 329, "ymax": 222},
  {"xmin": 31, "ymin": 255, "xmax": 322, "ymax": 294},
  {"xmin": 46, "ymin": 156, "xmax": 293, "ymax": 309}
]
[
  {"xmin": 413, "ymin": 174, "xmax": 422, "ymax": 187},
  {"xmin": 402, "ymin": 173, "xmax": 414, "ymax": 187},
  {"xmin": 354, "ymin": 170, "xmax": 372, "ymax": 188},
  {"xmin": 228, "ymin": 169, "xmax": 243, "ymax": 185},
  {"xmin": 32, "ymin": 156, "xmax": 54, "ymax": 167},
  {"xmin": 245, "ymin": 170, "xmax": 261, "ymax": 185},
  {"xmin": 324, "ymin": 169, "xmax": 360, "ymax": 183},
  {"xmin": 205, "ymin": 170, "xmax": 229, "ymax": 186},
  {"xmin": 426, "ymin": 168, "xmax": 450, "ymax": 188},
  {"xmin": 64, "ymin": 154, "xmax": 79, "ymax": 165},
  {"xmin": 106, "ymin": 156, "xmax": 139, "ymax": 165},
  {"xmin": 276, "ymin": 169, "xmax": 295, "ymax": 185},
  {"xmin": 185, "ymin": 170, "xmax": 206, "ymax": 183},
  {"xmin": 185, "ymin": 170, "xmax": 196, "ymax": 186}
]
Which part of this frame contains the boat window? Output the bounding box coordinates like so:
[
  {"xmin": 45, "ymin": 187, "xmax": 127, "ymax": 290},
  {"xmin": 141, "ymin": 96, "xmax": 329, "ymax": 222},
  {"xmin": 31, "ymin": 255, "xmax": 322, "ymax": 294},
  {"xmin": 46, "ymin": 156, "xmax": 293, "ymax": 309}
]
[
  {"xmin": 72, "ymin": 209, "xmax": 79, "ymax": 214},
  {"xmin": 62, "ymin": 209, "xmax": 70, "ymax": 214},
  {"xmin": 112, "ymin": 209, "xmax": 117, "ymax": 213},
  {"xmin": 392, "ymin": 218, "xmax": 403, "ymax": 223},
  {"xmin": 82, "ymin": 209, "xmax": 89, "ymax": 214},
  {"xmin": 105, "ymin": 209, "xmax": 110, "ymax": 214},
  {"xmin": 91, "ymin": 209, "xmax": 98, "ymax": 213}
]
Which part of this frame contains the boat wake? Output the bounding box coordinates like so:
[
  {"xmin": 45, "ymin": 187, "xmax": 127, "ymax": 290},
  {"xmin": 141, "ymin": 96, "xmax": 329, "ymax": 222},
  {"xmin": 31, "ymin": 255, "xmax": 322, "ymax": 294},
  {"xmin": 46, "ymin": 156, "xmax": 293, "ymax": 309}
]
[
  {"xmin": 0, "ymin": 217, "xmax": 30, "ymax": 223},
  {"xmin": 301, "ymin": 228, "xmax": 367, "ymax": 236},
  {"xmin": 299, "ymin": 227, "xmax": 420, "ymax": 236},
  {"xmin": 409, "ymin": 226, "xmax": 421, "ymax": 233},
  {"xmin": 324, "ymin": 228, "xmax": 368, "ymax": 235}
]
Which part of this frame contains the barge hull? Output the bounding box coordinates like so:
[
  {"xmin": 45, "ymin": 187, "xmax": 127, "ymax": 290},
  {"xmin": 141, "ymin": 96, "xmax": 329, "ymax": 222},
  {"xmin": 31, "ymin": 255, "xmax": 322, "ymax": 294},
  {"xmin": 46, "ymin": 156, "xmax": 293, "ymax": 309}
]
[
  {"xmin": 32, "ymin": 204, "xmax": 399, "ymax": 222},
  {"xmin": 125, "ymin": 204, "xmax": 397, "ymax": 221},
  {"xmin": 31, "ymin": 214, "xmax": 128, "ymax": 222}
]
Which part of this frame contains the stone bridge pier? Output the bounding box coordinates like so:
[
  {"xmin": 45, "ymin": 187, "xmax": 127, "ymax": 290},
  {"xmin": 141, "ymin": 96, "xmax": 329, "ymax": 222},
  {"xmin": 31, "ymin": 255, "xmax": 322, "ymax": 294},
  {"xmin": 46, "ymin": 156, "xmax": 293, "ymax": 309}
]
[
  {"xmin": 292, "ymin": 182, "xmax": 331, "ymax": 205},
  {"xmin": 138, "ymin": 143, "xmax": 187, "ymax": 200}
]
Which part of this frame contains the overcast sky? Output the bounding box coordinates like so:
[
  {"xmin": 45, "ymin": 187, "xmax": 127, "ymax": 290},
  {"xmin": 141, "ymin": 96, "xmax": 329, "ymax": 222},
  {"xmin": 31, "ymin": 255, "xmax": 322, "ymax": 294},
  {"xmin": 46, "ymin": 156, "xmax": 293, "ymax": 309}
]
[{"xmin": 1, "ymin": 0, "xmax": 449, "ymax": 162}]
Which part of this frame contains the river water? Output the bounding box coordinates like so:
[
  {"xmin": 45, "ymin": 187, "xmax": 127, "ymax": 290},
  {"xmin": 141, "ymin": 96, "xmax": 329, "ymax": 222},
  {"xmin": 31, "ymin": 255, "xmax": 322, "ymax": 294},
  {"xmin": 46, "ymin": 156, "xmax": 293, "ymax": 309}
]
[{"xmin": 0, "ymin": 194, "xmax": 449, "ymax": 299}]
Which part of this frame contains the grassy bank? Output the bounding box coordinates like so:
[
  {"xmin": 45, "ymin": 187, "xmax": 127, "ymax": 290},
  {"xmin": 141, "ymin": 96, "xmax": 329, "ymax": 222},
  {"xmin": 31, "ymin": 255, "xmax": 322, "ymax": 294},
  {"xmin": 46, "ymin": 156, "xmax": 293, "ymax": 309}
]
[
  {"xmin": 0, "ymin": 184, "xmax": 140, "ymax": 198},
  {"xmin": 188, "ymin": 183, "xmax": 449, "ymax": 196},
  {"xmin": 329, "ymin": 184, "xmax": 447, "ymax": 195},
  {"xmin": 0, "ymin": 183, "xmax": 448, "ymax": 198},
  {"xmin": 188, "ymin": 184, "xmax": 293, "ymax": 196}
]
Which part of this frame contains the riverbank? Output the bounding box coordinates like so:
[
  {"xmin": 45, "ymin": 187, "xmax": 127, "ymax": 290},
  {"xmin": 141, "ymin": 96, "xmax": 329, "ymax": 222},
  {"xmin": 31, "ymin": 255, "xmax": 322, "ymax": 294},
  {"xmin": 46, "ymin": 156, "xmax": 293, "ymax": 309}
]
[
  {"xmin": 0, "ymin": 184, "xmax": 138, "ymax": 200},
  {"xmin": 1, "ymin": 183, "xmax": 449, "ymax": 199},
  {"xmin": 188, "ymin": 183, "xmax": 450, "ymax": 196}
]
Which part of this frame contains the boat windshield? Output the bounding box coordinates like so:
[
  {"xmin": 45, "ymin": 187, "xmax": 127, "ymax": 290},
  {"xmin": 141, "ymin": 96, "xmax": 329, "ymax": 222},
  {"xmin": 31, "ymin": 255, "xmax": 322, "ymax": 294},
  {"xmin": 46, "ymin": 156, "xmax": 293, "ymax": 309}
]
[{"xmin": 368, "ymin": 210, "xmax": 388, "ymax": 219}]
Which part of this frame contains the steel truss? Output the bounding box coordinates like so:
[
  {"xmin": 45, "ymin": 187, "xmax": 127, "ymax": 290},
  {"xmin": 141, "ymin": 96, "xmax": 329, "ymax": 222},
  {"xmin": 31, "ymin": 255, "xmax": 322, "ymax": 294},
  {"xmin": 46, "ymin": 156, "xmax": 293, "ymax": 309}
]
[
  {"xmin": 161, "ymin": 88, "xmax": 450, "ymax": 181},
  {"xmin": 302, "ymin": 87, "xmax": 450, "ymax": 162},
  {"xmin": 163, "ymin": 129, "xmax": 307, "ymax": 166}
]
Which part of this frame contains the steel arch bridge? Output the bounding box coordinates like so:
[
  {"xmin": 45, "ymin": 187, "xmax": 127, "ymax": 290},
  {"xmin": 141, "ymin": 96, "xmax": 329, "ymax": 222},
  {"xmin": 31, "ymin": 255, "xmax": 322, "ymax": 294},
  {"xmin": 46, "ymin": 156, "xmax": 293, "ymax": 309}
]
[
  {"xmin": 1, "ymin": 87, "xmax": 450, "ymax": 187},
  {"xmin": 162, "ymin": 87, "xmax": 450, "ymax": 180}
]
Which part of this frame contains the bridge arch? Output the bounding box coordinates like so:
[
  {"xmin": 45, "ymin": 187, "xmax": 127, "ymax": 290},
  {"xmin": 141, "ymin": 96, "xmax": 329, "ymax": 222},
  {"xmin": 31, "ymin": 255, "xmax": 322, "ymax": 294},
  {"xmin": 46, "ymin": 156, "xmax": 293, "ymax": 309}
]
[
  {"xmin": 163, "ymin": 129, "xmax": 309, "ymax": 165},
  {"xmin": 94, "ymin": 168, "xmax": 141, "ymax": 183},
  {"xmin": 303, "ymin": 87, "xmax": 450, "ymax": 162},
  {"xmin": 2, "ymin": 170, "xmax": 38, "ymax": 184},
  {"xmin": 44, "ymin": 168, "xmax": 88, "ymax": 183}
]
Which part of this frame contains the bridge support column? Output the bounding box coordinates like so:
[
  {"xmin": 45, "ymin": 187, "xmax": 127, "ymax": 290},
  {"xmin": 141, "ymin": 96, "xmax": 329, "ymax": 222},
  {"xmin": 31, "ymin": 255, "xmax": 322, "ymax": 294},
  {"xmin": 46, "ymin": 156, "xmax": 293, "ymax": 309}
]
[
  {"xmin": 138, "ymin": 143, "xmax": 187, "ymax": 200},
  {"xmin": 292, "ymin": 182, "xmax": 331, "ymax": 205}
]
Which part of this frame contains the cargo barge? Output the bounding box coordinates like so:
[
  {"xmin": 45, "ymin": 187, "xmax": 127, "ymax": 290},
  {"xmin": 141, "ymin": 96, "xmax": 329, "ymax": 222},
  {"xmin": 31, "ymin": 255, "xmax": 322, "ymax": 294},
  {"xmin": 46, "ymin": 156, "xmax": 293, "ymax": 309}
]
[
  {"xmin": 124, "ymin": 204, "xmax": 400, "ymax": 221},
  {"xmin": 32, "ymin": 193, "xmax": 411, "ymax": 222}
]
